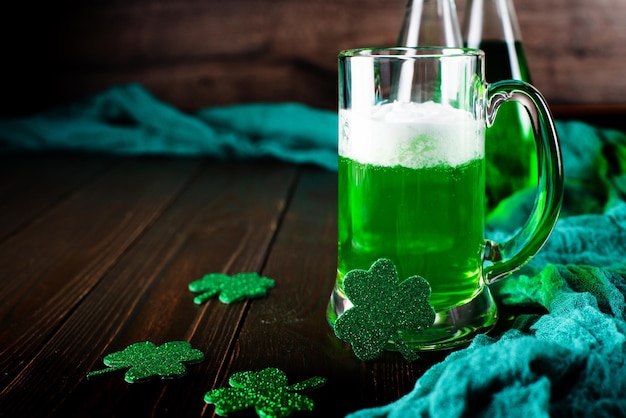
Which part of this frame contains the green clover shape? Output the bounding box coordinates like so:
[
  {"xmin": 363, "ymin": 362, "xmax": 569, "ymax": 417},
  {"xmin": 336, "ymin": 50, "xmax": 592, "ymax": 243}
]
[
  {"xmin": 87, "ymin": 341, "xmax": 205, "ymax": 383},
  {"xmin": 188, "ymin": 272, "xmax": 275, "ymax": 304},
  {"xmin": 334, "ymin": 258, "xmax": 436, "ymax": 361},
  {"xmin": 205, "ymin": 367, "xmax": 326, "ymax": 418}
]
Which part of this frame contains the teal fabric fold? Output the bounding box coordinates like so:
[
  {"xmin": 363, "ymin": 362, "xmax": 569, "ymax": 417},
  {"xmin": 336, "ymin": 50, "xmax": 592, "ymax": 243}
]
[
  {"xmin": 0, "ymin": 84, "xmax": 339, "ymax": 171},
  {"xmin": 1, "ymin": 83, "xmax": 626, "ymax": 417}
]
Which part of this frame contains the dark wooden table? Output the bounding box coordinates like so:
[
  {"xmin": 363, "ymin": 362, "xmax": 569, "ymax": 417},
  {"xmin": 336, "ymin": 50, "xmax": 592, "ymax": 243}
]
[{"xmin": 0, "ymin": 153, "xmax": 452, "ymax": 418}]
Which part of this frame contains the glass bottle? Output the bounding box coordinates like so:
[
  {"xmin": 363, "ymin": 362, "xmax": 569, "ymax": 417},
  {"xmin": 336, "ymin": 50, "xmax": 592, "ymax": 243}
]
[
  {"xmin": 463, "ymin": 0, "xmax": 537, "ymax": 210},
  {"xmin": 395, "ymin": 0, "xmax": 462, "ymax": 102},
  {"xmin": 397, "ymin": 0, "xmax": 462, "ymax": 47}
]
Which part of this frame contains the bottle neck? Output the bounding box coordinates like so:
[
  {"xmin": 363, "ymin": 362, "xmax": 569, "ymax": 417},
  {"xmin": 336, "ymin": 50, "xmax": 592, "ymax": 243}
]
[
  {"xmin": 462, "ymin": 0, "xmax": 530, "ymax": 82},
  {"xmin": 463, "ymin": 0, "xmax": 523, "ymax": 47},
  {"xmin": 397, "ymin": 0, "xmax": 462, "ymax": 47}
]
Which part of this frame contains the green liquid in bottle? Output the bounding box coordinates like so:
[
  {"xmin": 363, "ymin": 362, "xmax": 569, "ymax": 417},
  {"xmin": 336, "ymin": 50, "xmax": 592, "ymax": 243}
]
[{"xmin": 479, "ymin": 40, "xmax": 538, "ymax": 209}]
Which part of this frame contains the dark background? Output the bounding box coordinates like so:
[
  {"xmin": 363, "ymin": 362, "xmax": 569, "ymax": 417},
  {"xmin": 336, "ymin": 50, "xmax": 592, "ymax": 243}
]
[{"xmin": 1, "ymin": 0, "xmax": 625, "ymax": 127}]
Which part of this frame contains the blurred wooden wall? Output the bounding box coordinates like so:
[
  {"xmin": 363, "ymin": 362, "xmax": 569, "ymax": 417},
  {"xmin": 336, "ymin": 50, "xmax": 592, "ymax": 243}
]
[{"xmin": 2, "ymin": 0, "xmax": 625, "ymax": 120}]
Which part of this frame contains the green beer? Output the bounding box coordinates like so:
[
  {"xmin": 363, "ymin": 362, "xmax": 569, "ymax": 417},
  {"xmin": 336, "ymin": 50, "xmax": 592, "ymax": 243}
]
[
  {"xmin": 330, "ymin": 102, "xmax": 487, "ymax": 331},
  {"xmin": 337, "ymin": 156, "xmax": 485, "ymax": 309}
]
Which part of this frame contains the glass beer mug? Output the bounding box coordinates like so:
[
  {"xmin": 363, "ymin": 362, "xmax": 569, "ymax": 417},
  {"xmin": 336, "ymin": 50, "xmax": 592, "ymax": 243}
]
[{"xmin": 327, "ymin": 47, "xmax": 563, "ymax": 351}]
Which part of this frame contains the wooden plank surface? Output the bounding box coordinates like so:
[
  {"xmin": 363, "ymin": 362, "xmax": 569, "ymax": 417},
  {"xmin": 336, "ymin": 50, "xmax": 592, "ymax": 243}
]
[
  {"xmin": 0, "ymin": 157, "xmax": 203, "ymax": 394},
  {"xmin": 0, "ymin": 154, "xmax": 113, "ymax": 241},
  {"xmin": 1, "ymin": 155, "xmax": 352, "ymax": 417},
  {"xmin": 2, "ymin": 0, "xmax": 625, "ymax": 116}
]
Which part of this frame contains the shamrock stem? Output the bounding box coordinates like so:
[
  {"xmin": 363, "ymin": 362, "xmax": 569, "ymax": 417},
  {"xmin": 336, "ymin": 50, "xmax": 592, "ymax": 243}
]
[
  {"xmin": 86, "ymin": 366, "xmax": 126, "ymax": 380},
  {"xmin": 285, "ymin": 376, "xmax": 327, "ymax": 392},
  {"xmin": 193, "ymin": 293, "xmax": 212, "ymax": 305},
  {"xmin": 394, "ymin": 331, "xmax": 420, "ymax": 362}
]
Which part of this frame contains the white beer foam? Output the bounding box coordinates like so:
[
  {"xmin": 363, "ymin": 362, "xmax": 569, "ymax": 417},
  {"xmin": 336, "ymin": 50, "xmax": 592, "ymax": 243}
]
[{"xmin": 340, "ymin": 101, "xmax": 484, "ymax": 169}]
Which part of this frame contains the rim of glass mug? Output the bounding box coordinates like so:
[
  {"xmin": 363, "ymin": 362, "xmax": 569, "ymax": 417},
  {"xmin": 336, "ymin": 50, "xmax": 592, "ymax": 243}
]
[{"xmin": 338, "ymin": 46, "xmax": 485, "ymax": 59}]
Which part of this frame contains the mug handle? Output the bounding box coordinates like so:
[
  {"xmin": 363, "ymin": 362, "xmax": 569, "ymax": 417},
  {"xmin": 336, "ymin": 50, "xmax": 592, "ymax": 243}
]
[{"xmin": 483, "ymin": 80, "xmax": 564, "ymax": 284}]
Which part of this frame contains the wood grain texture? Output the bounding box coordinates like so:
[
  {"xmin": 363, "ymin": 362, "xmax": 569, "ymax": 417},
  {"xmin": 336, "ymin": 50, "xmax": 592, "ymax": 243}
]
[
  {"xmin": 510, "ymin": 0, "xmax": 626, "ymax": 106},
  {"xmin": 0, "ymin": 157, "xmax": 201, "ymax": 393},
  {"xmin": 0, "ymin": 157, "xmax": 300, "ymax": 417},
  {"xmin": 0, "ymin": 154, "xmax": 112, "ymax": 241},
  {"xmin": 1, "ymin": 0, "xmax": 624, "ymax": 116}
]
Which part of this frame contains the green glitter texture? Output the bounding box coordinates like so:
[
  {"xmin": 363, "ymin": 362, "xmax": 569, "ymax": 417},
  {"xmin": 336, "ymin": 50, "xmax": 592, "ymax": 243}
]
[
  {"xmin": 205, "ymin": 367, "xmax": 326, "ymax": 418},
  {"xmin": 334, "ymin": 258, "xmax": 436, "ymax": 361},
  {"xmin": 188, "ymin": 272, "xmax": 275, "ymax": 304},
  {"xmin": 86, "ymin": 341, "xmax": 205, "ymax": 383}
]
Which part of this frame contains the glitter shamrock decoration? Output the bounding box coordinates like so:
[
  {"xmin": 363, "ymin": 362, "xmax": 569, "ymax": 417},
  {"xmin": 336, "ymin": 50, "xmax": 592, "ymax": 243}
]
[
  {"xmin": 334, "ymin": 258, "xmax": 436, "ymax": 362},
  {"xmin": 205, "ymin": 367, "xmax": 326, "ymax": 418},
  {"xmin": 87, "ymin": 341, "xmax": 205, "ymax": 383},
  {"xmin": 189, "ymin": 272, "xmax": 275, "ymax": 304}
]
